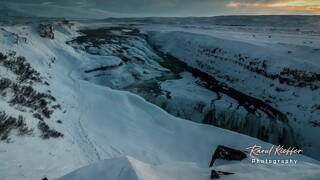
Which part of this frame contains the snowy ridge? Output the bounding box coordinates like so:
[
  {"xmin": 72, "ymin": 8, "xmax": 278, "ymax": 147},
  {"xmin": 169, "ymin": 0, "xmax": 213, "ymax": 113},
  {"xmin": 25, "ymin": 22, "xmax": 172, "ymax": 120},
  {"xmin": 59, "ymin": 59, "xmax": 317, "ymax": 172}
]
[
  {"xmin": 58, "ymin": 156, "xmax": 141, "ymax": 180},
  {"xmin": 57, "ymin": 156, "xmax": 210, "ymax": 180},
  {"xmin": 57, "ymin": 155, "xmax": 320, "ymax": 180}
]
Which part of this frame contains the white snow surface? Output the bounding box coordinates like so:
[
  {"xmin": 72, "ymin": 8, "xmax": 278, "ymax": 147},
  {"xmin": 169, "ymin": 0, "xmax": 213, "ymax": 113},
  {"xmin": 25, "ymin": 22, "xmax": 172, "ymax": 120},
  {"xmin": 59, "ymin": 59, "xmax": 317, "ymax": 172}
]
[
  {"xmin": 58, "ymin": 155, "xmax": 320, "ymax": 180},
  {"xmin": 58, "ymin": 156, "xmax": 210, "ymax": 180}
]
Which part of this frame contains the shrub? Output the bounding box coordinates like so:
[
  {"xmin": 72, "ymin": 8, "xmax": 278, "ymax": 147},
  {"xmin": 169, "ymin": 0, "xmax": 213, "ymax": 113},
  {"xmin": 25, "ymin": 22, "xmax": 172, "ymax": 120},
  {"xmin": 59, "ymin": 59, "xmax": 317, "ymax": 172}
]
[
  {"xmin": 0, "ymin": 53, "xmax": 42, "ymax": 83},
  {"xmin": 7, "ymin": 82, "xmax": 56, "ymax": 119},
  {"xmin": 38, "ymin": 121, "xmax": 63, "ymax": 139},
  {"xmin": 0, "ymin": 112, "xmax": 33, "ymax": 142},
  {"xmin": 0, "ymin": 52, "xmax": 7, "ymax": 60},
  {"xmin": 0, "ymin": 78, "xmax": 12, "ymax": 91}
]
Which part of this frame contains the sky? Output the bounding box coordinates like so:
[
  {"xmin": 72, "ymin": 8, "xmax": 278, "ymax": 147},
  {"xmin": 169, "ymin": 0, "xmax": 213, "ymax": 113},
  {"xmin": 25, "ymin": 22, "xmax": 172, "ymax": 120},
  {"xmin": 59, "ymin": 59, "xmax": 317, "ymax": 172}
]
[{"xmin": 0, "ymin": 0, "xmax": 319, "ymax": 17}]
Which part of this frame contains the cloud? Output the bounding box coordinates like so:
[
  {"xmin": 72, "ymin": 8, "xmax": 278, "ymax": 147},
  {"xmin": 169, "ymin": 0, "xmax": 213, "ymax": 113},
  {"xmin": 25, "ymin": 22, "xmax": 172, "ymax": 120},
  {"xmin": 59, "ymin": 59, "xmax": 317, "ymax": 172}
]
[
  {"xmin": 0, "ymin": 0, "xmax": 231, "ymax": 17},
  {"xmin": 0, "ymin": 0, "xmax": 319, "ymax": 17},
  {"xmin": 227, "ymin": 0, "xmax": 320, "ymax": 13},
  {"xmin": 0, "ymin": 2, "xmax": 126, "ymax": 18}
]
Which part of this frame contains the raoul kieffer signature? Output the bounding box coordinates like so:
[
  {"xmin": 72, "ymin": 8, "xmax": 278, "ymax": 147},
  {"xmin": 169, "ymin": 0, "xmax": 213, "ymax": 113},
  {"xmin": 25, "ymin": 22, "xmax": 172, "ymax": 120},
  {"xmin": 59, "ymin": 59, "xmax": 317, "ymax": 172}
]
[{"xmin": 246, "ymin": 145, "xmax": 302, "ymax": 156}]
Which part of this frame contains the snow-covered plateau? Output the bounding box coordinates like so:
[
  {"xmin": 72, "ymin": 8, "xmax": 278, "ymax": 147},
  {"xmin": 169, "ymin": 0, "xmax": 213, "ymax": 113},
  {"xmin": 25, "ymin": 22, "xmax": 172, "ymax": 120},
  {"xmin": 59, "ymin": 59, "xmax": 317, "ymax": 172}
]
[{"xmin": 0, "ymin": 16, "xmax": 319, "ymax": 180}]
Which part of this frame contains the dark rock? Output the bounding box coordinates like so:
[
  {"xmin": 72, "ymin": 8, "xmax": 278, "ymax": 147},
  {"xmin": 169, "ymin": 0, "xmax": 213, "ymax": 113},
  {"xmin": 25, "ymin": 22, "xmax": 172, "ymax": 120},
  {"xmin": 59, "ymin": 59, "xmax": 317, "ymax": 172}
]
[
  {"xmin": 39, "ymin": 24, "xmax": 54, "ymax": 39},
  {"xmin": 210, "ymin": 169, "xmax": 235, "ymax": 179},
  {"xmin": 84, "ymin": 62, "xmax": 123, "ymax": 73},
  {"xmin": 209, "ymin": 145, "xmax": 247, "ymax": 167},
  {"xmin": 0, "ymin": 52, "xmax": 7, "ymax": 60},
  {"xmin": 217, "ymin": 171, "xmax": 235, "ymax": 175},
  {"xmin": 310, "ymin": 120, "xmax": 320, "ymax": 127},
  {"xmin": 210, "ymin": 170, "xmax": 220, "ymax": 179}
]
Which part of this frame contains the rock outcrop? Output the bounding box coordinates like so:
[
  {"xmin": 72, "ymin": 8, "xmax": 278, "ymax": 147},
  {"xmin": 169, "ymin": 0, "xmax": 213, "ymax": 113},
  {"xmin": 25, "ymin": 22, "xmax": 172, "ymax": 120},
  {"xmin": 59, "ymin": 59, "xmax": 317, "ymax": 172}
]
[{"xmin": 39, "ymin": 24, "xmax": 54, "ymax": 39}]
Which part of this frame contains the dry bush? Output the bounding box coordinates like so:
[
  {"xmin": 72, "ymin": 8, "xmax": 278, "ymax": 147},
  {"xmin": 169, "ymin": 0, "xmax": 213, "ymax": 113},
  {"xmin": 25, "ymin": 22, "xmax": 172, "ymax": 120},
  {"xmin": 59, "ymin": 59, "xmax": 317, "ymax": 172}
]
[
  {"xmin": 0, "ymin": 112, "xmax": 33, "ymax": 142},
  {"xmin": 38, "ymin": 121, "xmax": 63, "ymax": 139}
]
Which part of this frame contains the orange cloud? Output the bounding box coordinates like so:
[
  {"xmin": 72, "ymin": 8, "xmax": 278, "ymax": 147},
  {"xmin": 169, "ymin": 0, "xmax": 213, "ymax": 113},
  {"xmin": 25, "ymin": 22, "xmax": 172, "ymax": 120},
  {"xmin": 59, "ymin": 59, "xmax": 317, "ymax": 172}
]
[{"xmin": 227, "ymin": 0, "xmax": 320, "ymax": 12}]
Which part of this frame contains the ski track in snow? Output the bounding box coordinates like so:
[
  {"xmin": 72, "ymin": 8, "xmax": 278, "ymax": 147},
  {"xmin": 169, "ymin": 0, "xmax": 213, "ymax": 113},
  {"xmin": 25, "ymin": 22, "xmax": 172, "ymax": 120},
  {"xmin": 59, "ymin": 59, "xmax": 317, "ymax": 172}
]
[{"xmin": 68, "ymin": 68, "xmax": 101, "ymax": 162}]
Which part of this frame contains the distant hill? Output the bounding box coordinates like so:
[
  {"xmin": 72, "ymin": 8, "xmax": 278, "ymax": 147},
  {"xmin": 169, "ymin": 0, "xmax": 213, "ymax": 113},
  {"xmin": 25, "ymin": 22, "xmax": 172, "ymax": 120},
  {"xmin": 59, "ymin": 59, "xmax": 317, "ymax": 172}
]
[{"xmin": 105, "ymin": 15, "xmax": 320, "ymax": 28}]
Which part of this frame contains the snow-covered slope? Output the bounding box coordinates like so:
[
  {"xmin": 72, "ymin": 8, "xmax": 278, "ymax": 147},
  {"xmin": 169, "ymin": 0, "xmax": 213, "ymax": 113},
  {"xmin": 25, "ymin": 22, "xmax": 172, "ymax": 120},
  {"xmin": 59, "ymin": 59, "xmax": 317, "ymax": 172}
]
[
  {"xmin": 57, "ymin": 156, "xmax": 210, "ymax": 180},
  {"xmin": 146, "ymin": 26, "xmax": 320, "ymax": 159},
  {"xmin": 63, "ymin": 19, "xmax": 320, "ymax": 160},
  {"xmin": 0, "ymin": 18, "xmax": 319, "ymax": 180},
  {"xmin": 58, "ymin": 155, "xmax": 320, "ymax": 180}
]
